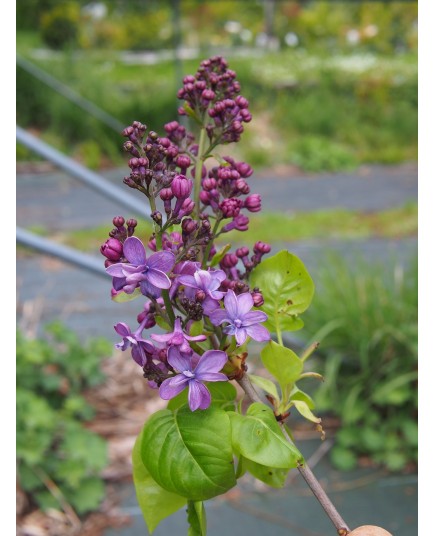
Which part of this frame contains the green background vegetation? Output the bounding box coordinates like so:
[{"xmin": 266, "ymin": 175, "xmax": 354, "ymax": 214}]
[{"xmin": 17, "ymin": 0, "xmax": 417, "ymax": 171}]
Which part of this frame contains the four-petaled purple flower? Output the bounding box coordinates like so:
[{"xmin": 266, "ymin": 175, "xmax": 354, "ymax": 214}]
[
  {"xmin": 159, "ymin": 347, "xmax": 228, "ymax": 411},
  {"xmin": 114, "ymin": 321, "xmax": 156, "ymax": 366},
  {"xmin": 209, "ymin": 289, "xmax": 270, "ymax": 346},
  {"xmin": 106, "ymin": 236, "xmax": 175, "ymax": 298},
  {"xmin": 178, "ymin": 269, "xmax": 226, "ymax": 314},
  {"xmin": 151, "ymin": 317, "xmax": 206, "ymax": 354}
]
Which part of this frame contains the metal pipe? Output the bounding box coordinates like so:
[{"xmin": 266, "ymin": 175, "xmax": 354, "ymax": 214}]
[
  {"xmin": 16, "ymin": 126, "xmax": 149, "ymax": 220},
  {"xmin": 16, "ymin": 54, "xmax": 125, "ymax": 133},
  {"xmin": 17, "ymin": 227, "xmax": 107, "ymax": 278}
]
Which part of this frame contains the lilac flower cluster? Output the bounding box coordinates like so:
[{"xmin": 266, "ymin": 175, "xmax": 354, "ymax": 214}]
[{"xmin": 102, "ymin": 57, "xmax": 272, "ymax": 411}]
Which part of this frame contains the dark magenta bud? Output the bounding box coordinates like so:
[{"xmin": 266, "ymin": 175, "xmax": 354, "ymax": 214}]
[
  {"xmin": 100, "ymin": 238, "xmax": 123, "ymax": 261},
  {"xmin": 202, "ymin": 89, "xmax": 216, "ymax": 100},
  {"xmin": 244, "ymin": 194, "xmax": 262, "ymax": 213},
  {"xmin": 172, "ymin": 175, "xmax": 193, "ymax": 198},
  {"xmin": 203, "ymin": 178, "xmax": 217, "ymax": 191},
  {"xmin": 126, "ymin": 219, "xmax": 137, "ymax": 229},
  {"xmin": 176, "ymin": 155, "xmax": 191, "ymax": 169},
  {"xmin": 251, "ymin": 290, "xmax": 264, "ymax": 307},
  {"xmin": 236, "ymin": 247, "xmax": 249, "ymax": 258},
  {"xmin": 236, "ymin": 162, "xmax": 253, "ymax": 178},
  {"xmin": 160, "ymin": 188, "xmax": 174, "ymax": 201},
  {"xmin": 200, "ymin": 191, "xmax": 211, "ymax": 205},
  {"xmin": 221, "ymin": 253, "xmax": 238, "ymax": 268},
  {"xmin": 181, "ymin": 218, "xmax": 198, "ymax": 235},
  {"xmin": 113, "ymin": 216, "xmax": 125, "ymax": 228},
  {"xmin": 195, "ymin": 290, "xmax": 206, "ymax": 302},
  {"xmin": 254, "ymin": 241, "xmax": 271, "ymax": 254}
]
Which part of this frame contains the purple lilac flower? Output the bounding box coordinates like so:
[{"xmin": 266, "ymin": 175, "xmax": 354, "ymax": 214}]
[
  {"xmin": 209, "ymin": 289, "xmax": 270, "ymax": 346},
  {"xmin": 151, "ymin": 317, "xmax": 206, "ymax": 354},
  {"xmin": 106, "ymin": 236, "xmax": 175, "ymax": 298},
  {"xmin": 178, "ymin": 268, "xmax": 226, "ymax": 314},
  {"xmin": 114, "ymin": 320, "xmax": 156, "ymax": 367},
  {"xmin": 159, "ymin": 347, "xmax": 228, "ymax": 411}
]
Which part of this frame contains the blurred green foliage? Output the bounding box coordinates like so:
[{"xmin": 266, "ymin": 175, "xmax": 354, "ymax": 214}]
[
  {"xmin": 300, "ymin": 254, "xmax": 418, "ymax": 471},
  {"xmin": 16, "ymin": 1, "xmax": 417, "ymax": 171},
  {"xmin": 17, "ymin": 322, "xmax": 111, "ymax": 514}
]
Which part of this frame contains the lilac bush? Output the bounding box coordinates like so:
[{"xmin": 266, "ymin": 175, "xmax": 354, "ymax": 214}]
[{"xmin": 101, "ymin": 56, "xmax": 352, "ymax": 535}]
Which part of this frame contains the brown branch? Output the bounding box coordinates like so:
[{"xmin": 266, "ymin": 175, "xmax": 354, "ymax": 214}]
[{"xmin": 236, "ymin": 373, "xmax": 351, "ymax": 536}]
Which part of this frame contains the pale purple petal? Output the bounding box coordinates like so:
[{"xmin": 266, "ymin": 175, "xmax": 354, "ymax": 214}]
[
  {"xmin": 167, "ymin": 346, "xmax": 193, "ymax": 372},
  {"xmin": 185, "ymin": 333, "xmax": 207, "ymax": 342},
  {"xmin": 114, "ymin": 322, "xmax": 131, "ymax": 337},
  {"xmin": 147, "ymin": 250, "xmax": 175, "ymax": 272},
  {"xmin": 194, "ymin": 350, "xmax": 228, "ymax": 375},
  {"xmin": 159, "ymin": 375, "xmax": 190, "ymax": 400},
  {"xmin": 151, "ymin": 332, "xmax": 172, "ymax": 343},
  {"xmin": 194, "ymin": 270, "xmax": 212, "ymax": 289},
  {"xmin": 223, "ymin": 290, "xmax": 239, "ymax": 319},
  {"xmin": 124, "ymin": 283, "xmax": 139, "ymax": 294},
  {"xmin": 106, "ymin": 263, "xmax": 128, "ymax": 278},
  {"xmin": 123, "ymin": 237, "xmax": 147, "ymax": 265},
  {"xmin": 241, "ymin": 310, "xmax": 268, "ymax": 326},
  {"xmin": 140, "ymin": 280, "xmax": 161, "ymax": 298},
  {"xmin": 113, "ymin": 277, "xmax": 126, "ymax": 291},
  {"xmin": 208, "ymin": 289, "xmax": 226, "ymax": 300},
  {"xmin": 173, "ymin": 260, "xmax": 201, "ymax": 275},
  {"xmin": 245, "ymin": 324, "xmax": 271, "ymax": 342},
  {"xmin": 237, "ymin": 292, "xmax": 254, "ymax": 314},
  {"xmin": 234, "ymin": 328, "xmax": 248, "ymax": 346},
  {"xmin": 178, "ymin": 274, "xmax": 198, "ymax": 288},
  {"xmin": 131, "ymin": 343, "xmax": 146, "ymax": 366},
  {"xmin": 195, "ymin": 372, "xmax": 228, "ymax": 382},
  {"xmin": 209, "ymin": 308, "xmax": 231, "ymax": 326},
  {"xmin": 147, "ymin": 269, "xmax": 172, "ymax": 290},
  {"xmin": 125, "ymin": 272, "xmax": 146, "ymax": 283},
  {"xmin": 210, "ymin": 269, "xmax": 227, "ymax": 283},
  {"xmin": 188, "ymin": 380, "xmax": 211, "ymax": 411},
  {"xmin": 121, "ymin": 264, "xmax": 144, "ymax": 275},
  {"xmin": 202, "ymin": 296, "xmax": 221, "ymax": 315}
]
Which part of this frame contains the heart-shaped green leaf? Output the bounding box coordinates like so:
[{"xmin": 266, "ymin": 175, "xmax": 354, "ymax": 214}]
[
  {"xmin": 141, "ymin": 406, "xmax": 236, "ymax": 500},
  {"xmin": 132, "ymin": 431, "xmax": 186, "ymax": 533},
  {"xmin": 228, "ymin": 403, "xmax": 302, "ymax": 469},
  {"xmin": 250, "ymin": 251, "xmax": 315, "ymax": 333}
]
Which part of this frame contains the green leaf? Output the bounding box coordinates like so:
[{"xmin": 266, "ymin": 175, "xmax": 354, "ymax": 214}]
[
  {"xmin": 112, "ymin": 287, "xmax": 142, "ymax": 303},
  {"xmin": 155, "ymin": 315, "xmax": 172, "ymax": 331},
  {"xmin": 250, "ymin": 250, "xmax": 315, "ymax": 333},
  {"xmin": 187, "ymin": 500, "xmax": 207, "ymax": 536},
  {"xmin": 289, "ymin": 387, "xmax": 315, "ymax": 409},
  {"xmin": 141, "ymin": 406, "xmax": 236, "ymax": 500},
  {"xmin": 210, "ymin": 244, "xmax": 231, "ymax": 267},
  {"xmin": 260, "ymin": 341, "xmax": 303, "ymax": 390},
  {"xmin": 167, "ymin": 382, "xmax": 237, "ymax": 411},
  {"xmin": 66, "ymin": 476, "xmax": 105, "ymax": 514},
  {"xmin": 189, "ymin": 319, "xmax": 205, "ymax": 337},
  {"xmin": 249, "ymin": 374, "xmax": 280, "ymax": 401},
  {"xmin": 132, "ymin": 431, "xmax": 186, "ymax": 533},
  {"xmin": 289, "ymin": 400, "xmax": 321, "ymax": 424},
  {"xmin": 228, "ymin": 403, "xmax": 303, "ymax": 469},
  {"xmin": 242, "ymin": 457, "xmax": 289, "ymax": 488}
]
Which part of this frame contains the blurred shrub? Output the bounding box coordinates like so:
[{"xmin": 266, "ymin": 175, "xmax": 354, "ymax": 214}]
[
  {"xmin": 290, "ymin": 136, "xmax": 357, "ymax": 172},
  {"xmin": 40, "ymin": 2, "xmax": 81, "ymax": 49},
  {"xmin": 301, "ymin": 254, "xmax": 417, "ymax": 471},
  {"xmin": 17, "ymin": 322, "xmax": 111, "ymax": 514}
]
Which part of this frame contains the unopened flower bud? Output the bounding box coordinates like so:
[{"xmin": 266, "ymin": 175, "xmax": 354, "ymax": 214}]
[
  {"xmin": 236, "ymin": 247, "xmax": 249, "ymax": 259},
  {"xmin": 244, "ymin": 194, "xmax": 261, "ymax": 213},
  {"xmin": 171, "ymin": 175, "xmax": 193, "ymax": 198},
  {"xmin": 151, "ymin": 211, "xmax": 163, "ymax": 225},
  {"xmin": 195, "ymin": 290, "xmax": 206, "ymax": 302},
  {"xmin": 253, "ymin": 241, "xmax": 271, "ymax": 254},
  {"xmin": 221, "ymin": 253, "xmax": 238, "ymax": 268},
  {"xmin": 100, "ymin": 238, "xmax": 123, "ymax": 261},
  {"xmin": 251, "ymin": 289, "xmax": 264, "ymax": 307},
  {"xmin": 113, "ymin": 216, "xmax": 125, "ymax": 228}
]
